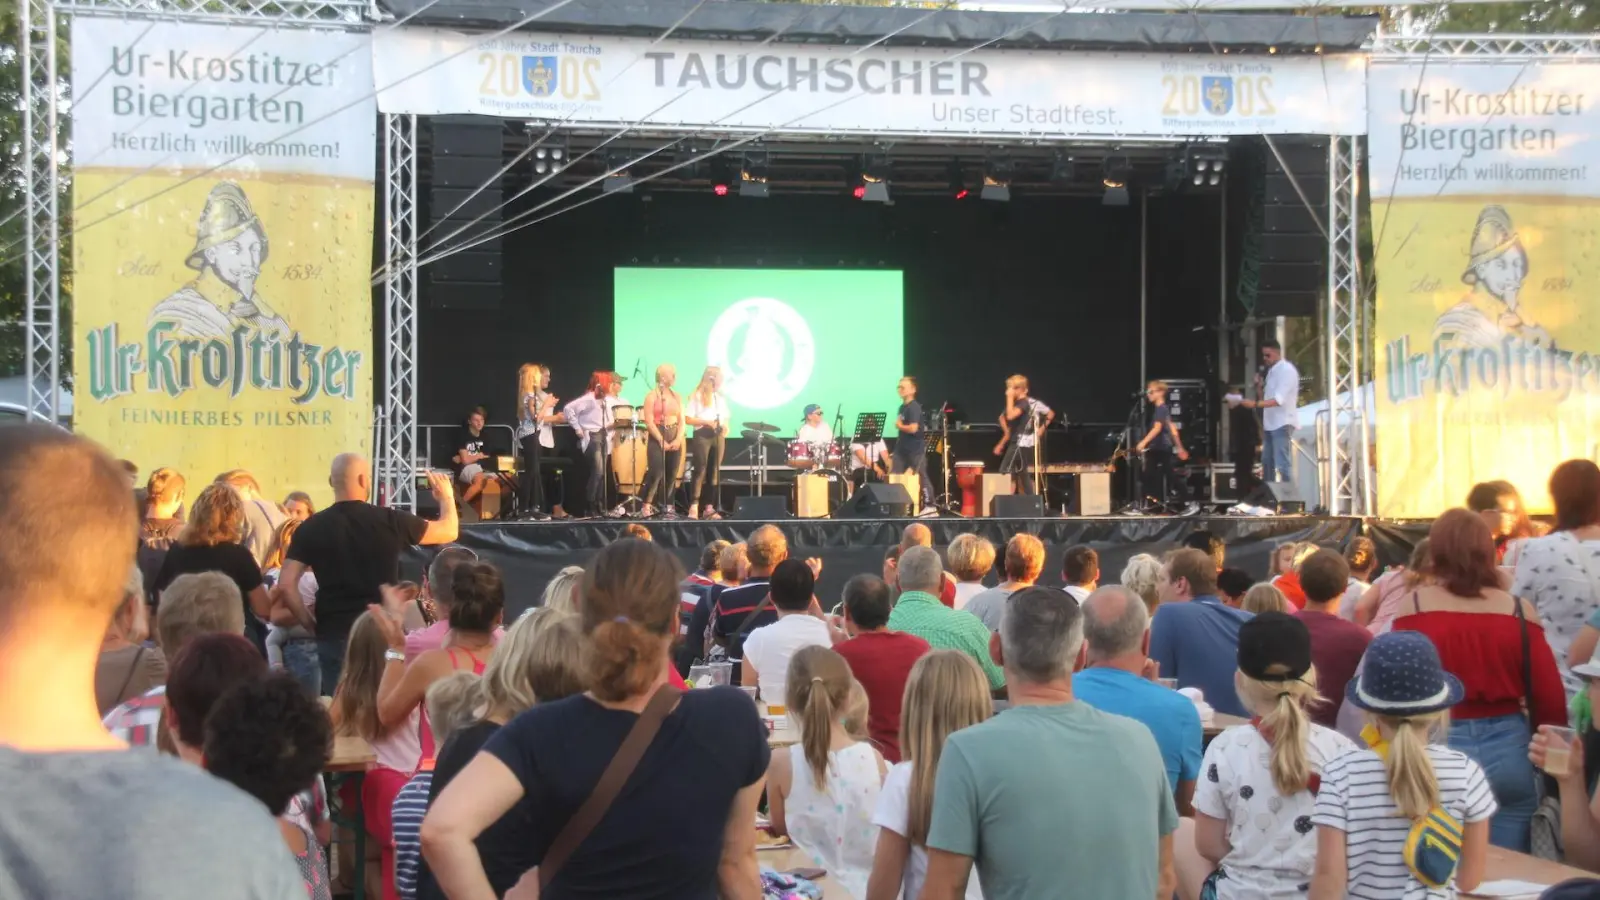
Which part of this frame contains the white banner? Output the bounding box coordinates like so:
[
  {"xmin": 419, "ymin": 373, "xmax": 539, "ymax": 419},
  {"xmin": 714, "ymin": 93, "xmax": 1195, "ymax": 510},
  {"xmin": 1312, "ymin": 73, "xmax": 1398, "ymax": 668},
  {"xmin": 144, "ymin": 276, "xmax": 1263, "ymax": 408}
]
[
  {"xmin": 72, "ymin": 18, "xmax": 374, "ymax": 179},
  {"xmin": 372, "ymin": 28, "xmax": 1367, "ymax": 137}
]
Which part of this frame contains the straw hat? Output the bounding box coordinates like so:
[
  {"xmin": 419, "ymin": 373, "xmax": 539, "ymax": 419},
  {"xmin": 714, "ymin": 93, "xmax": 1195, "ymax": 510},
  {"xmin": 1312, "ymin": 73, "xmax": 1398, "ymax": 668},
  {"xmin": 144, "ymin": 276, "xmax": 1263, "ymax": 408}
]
[
  {"xmin": 185, "ymin": 182, "xmax": 269, "ymax": 271},
  {"xmin": 1460, "ymin": 205, "xmax": 1522, "ymax": 287}
]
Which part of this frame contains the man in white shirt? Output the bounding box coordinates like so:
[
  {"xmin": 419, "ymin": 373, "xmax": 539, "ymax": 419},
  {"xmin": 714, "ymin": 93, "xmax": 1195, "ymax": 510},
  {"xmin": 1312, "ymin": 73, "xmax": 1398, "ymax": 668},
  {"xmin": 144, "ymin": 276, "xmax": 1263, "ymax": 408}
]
[
  {"xmin": 563, "ymin": 374, "xmax": 616, "ymax": 516},
  {"xmin": 1230, "ymin": 340, "xmax": 1299, "ymax": 483},
  {"xmin": 796, "ymin": 404, "xmax": 833, "ymax": 447},
  {"xmin": 740, "ymin": 558, "xmax": 832, "ymax": 705}
]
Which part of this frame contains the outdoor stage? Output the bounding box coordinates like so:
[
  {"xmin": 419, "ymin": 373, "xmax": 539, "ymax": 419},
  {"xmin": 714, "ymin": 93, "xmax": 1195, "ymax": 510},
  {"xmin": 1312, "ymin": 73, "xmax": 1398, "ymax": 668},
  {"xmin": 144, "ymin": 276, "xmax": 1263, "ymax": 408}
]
[{"xmin": 403, "ymin": 514, "xmax": 1430, "ymax": 619}]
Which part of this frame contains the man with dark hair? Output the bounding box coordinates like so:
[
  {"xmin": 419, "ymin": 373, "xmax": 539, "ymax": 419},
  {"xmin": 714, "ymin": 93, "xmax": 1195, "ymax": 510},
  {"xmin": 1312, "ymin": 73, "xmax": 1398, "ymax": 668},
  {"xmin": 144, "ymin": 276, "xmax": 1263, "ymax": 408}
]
[
  {"xmin": 835, "ymin": 574, "xmax": 930, "ymax": 763},
  {"xmin": 0, "ymin": 423, "xmax": 301, "ymax": 897},
  {"xmin": 1216, "ymin": 567, "xmax": 1254, "ymax": 607},
  {"xmin": 1061, "ymin": 544, "xmax": 1099, "ymax": 602},
  {"xmin": 709, "ymin": 525, "xmax": 798, "ymax": 669},
  {"xmin": 1149, "ymin": 547, "xmax": 1253, "ymax": 717},
  {"xmin": 1182, "ymin": 530, "xmax": 1226, "ymax": 572},
  {"xmin": 453, "ymin": 406, "xmax": 493, "ymax": 506},
  {"xmin": 741, "ymin": 559, "xmax": 830, "ymax": 706},
  {"xmin": 1294, "ymin": 548, "xmax": 1370, "ymax": 728},
  {"xmin": 1228, "ymin": 339, "xmax": 1300, "ymax": 483}
]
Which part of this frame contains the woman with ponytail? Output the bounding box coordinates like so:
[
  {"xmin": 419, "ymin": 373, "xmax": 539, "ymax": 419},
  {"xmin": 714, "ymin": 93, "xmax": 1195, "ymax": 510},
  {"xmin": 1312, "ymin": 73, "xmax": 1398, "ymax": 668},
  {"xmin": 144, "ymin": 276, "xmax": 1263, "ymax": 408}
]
[
  {"xmin": 1176, "ymin": 612, "xmax": 1355, "ymax": 900},
  {"xmin": 422, "ymin": 538, "xmax": 768, "ymax": 900},
  {"xmin": 766, "ymin": 645, "xmax": 887, "ymax": 898},
  {"xmin": 1311, "ymin": 631, "xmax": 1496, "ymax": 900},
  {"xmin": 866, "ymin": 650, "xmax": 992, "ymax": 900}
]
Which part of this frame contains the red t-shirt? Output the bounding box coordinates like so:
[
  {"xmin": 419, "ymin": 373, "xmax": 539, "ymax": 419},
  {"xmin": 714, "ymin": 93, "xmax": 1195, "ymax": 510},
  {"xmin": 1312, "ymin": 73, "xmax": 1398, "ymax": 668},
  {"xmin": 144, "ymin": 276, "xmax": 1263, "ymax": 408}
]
[
  {"xmin": 1295, "ymin": 608, "xmax": 1372, "ymax": 728},
  {"xmin": 1394, "ymin": 608, "xmax": 1566, "ymax": 727},
  {"xmin": 1274, "ymin": 572, "xmax": 1308, "ymax": 611},
  {"xmin": 834, "ymin": 630, "xmax": 932, "ymax": 763}
]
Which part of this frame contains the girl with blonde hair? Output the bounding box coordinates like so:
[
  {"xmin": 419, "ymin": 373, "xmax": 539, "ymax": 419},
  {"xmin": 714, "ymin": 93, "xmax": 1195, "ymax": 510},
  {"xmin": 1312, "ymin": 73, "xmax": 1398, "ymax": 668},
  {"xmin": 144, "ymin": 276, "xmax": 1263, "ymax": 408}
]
[
  {"xmin": 768, "ymin": 646, "xmax": 886, "ymax": 898},
  {"xmin": 1311, "ymin": 631, "xmax": 1494, "ymax": 898},
  {"xmin": 539, "ymin": 565, "xmax": 585, "ymax": 616},
  {"xmin": 685, "ymin": 365, "xmax": 730, "ymax": 519},
  {"xmin": 1120, "ymin": 553, "xmax": 1164, "ymax": 616},
  {"xmin": 947, "ymin": 533, "xmax": 996, "ymax": 610},
  {"xmin": 865, "ymin": 650, "xmax": 992, "ymax": 900},
  {"xmin": 515, "ymin": 362, "xmax": 561, "ymax": 519},
  {"xmin": 1177, "ymin": 613, "xmax": 1354, "ymax": 900},
  {"xmin": 1240, "ymin": 582, "xmax": 1291, "ymax": 615}
]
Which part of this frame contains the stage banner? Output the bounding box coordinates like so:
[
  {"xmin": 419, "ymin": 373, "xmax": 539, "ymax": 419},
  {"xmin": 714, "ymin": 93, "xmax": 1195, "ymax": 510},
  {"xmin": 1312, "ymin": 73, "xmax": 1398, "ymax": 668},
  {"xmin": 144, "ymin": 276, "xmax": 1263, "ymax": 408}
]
[
  {"xmin": 371, "ymin": 29, "xmax": 1366, "ymax": 137},
  {"xmin": 1369, "ymin": 60, "xmax": 1600, "ymax": 516},
  {"xmin": 70, "ymin": 18, "xmax": 375, "ymax": 507}
]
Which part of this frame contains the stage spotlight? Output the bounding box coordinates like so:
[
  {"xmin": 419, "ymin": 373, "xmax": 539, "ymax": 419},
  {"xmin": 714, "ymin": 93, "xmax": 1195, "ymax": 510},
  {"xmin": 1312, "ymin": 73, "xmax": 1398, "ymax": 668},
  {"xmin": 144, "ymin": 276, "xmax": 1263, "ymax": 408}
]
[
  {"xmin": 859, "ymin": 152, "xmax": 891, "ymax": 203},
  {"xmin": 947, "ymin": 159, "xmax": 969, "ymax": 199},
  {"xmin": 981, "ymin": 157, "xmax": 1013, "ymax": 202},
  {"xmin": 532, "ymin": 137, "xmax": 569, "ymax": 177},
  {"xmin": 602, "ymin": 152, "xmax": 634, "ymax": 194},
  {"xmin": 1102, "ymin": 157, "xmax": 1131, "ymax": 207},
  {"xmin": 852, "ymin": 184, "xmax": 867, "ymax": 200},
  {"xmin": 739, "ymin": 150, "xmax": 770, "ymax": 198},
  {"xmin": 1184, "ymin": 145, "xmax": 1229, "ymax": 189},
  {"xmin": 1049, "ymin": 152, "xmax": 1076, "ymax": 185},
  {"xmin": 713, "ymin": 182, "xmax": 730, "ymax": 197}
]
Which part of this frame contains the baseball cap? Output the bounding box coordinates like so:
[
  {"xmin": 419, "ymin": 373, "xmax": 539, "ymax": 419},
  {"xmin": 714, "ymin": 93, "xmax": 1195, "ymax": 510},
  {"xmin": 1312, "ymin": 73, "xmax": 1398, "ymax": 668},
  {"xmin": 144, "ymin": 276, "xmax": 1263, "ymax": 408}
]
[
  {"xmin": 803, "ymin": 404, "xmax": 822, "ymax": 418},
  {"xmin": 1236, "ymin": 611, "xmax": 1312, "ymax": 682}
]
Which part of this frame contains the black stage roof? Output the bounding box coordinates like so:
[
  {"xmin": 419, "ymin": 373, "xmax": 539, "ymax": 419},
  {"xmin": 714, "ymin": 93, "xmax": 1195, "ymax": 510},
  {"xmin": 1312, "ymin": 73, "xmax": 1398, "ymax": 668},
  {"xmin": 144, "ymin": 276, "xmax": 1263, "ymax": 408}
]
[{"xmin": 374, "ymin": 0, "xmax": 1377, "ymax": 54}]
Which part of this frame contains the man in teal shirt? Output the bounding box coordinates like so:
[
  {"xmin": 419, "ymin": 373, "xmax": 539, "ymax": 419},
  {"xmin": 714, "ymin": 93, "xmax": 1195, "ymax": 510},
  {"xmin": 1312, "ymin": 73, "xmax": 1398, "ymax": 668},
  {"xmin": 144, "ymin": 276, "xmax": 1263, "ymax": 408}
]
[
  {"xmin": 886, "ymin": 546, "xmax": 1005, "ymax": 691},
  {"xmin": 922, "ymin": 586, "xmax": 1178, "ymax": 900}
]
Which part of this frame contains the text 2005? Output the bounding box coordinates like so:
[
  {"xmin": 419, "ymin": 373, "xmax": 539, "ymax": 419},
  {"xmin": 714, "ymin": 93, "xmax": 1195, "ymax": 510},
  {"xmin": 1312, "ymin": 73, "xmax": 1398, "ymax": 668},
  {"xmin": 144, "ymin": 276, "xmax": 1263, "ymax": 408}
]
[
  {"xmin": 1161, "ymin": 75, "xmax": 1277, "ymax": 117},
  {"xmin": 477, "ymin": 53, "xmax": 601, "ymax": 99}
]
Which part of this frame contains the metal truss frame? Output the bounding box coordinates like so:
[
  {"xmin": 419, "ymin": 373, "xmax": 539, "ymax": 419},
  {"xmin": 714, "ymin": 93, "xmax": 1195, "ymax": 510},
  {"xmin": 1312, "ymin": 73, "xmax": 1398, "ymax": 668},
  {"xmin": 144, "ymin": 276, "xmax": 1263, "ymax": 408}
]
[
  {"xmin": 380, "ymin": 113, "xmax": 419, "ymax": 511},
  {"xmin": 1371, "ymin": 33, "xmax": 1600, "ymax": 60},
  {"xmin": 1323, "ymin": 135, "xmax": 1367, "ymax": 516},
  {"xmin": 21, "ymin": 0, "xmax": 61, "ymax": 425}
]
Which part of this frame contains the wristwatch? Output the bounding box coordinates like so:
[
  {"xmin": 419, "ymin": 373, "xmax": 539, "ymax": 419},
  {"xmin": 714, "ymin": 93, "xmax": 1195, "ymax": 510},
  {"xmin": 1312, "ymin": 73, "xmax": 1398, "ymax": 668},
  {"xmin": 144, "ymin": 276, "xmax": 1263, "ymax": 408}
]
[{"xmin": 384, "ymin": 649, "xmax": 405, "ymax": 663}]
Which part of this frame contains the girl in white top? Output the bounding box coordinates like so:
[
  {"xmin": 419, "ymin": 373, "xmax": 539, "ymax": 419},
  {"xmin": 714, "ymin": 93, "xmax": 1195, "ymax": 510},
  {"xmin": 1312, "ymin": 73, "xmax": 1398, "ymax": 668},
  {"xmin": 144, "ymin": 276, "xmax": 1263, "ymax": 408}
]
[
  {"xmin": 767, "ymin": 646, "xmax": 886, "ymax": 899},
  {"xmin": 1179, "ymin": 612, "xmax": 1355, "ymax": 900},
  {"xmin": 866, "ymin": 650, "xmax": 991, "ymax": 900},
  {"xmin": 685, "ymin": 366, "xmax": 731, "ymax": 520}
]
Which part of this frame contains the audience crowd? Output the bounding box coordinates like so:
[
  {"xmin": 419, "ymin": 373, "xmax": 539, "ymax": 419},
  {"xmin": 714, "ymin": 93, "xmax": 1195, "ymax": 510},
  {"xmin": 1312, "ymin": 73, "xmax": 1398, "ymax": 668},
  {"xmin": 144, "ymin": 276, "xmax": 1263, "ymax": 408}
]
[{"xmin": 4, "ymin": 420, "xmax": 1600, "ymax": 900}]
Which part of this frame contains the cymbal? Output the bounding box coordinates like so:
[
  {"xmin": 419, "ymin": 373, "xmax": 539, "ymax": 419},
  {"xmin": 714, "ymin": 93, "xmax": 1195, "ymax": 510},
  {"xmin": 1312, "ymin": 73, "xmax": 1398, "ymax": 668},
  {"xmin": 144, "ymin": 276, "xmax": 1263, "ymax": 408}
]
[
  {"xmin": 740, "ymin": 429, "xmax": 785, "ymax": 446},
  {"xmin": 743, "ymin": 421, "xmax": 779, "ymax": 433}
]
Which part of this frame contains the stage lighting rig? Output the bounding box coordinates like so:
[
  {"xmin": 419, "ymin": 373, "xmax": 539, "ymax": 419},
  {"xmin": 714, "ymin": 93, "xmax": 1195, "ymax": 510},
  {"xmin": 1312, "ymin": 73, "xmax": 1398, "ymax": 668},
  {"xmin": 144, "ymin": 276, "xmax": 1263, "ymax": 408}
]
[
  {"xmin": 947, "ymin": 159, "xmax": 969, "ymax": 199},
  {"xmin": 739, "ymin": 150, "xmax": 770, "ymax": 198},
  {"xmin": 710, "ymin": 156, "xmax": 737, "ymax": 196},
  {"xmin": 1184, "ymin": 145, "xmax": 1229, "ymax": 188},
  {"xmin": 980, "ymin": 157, "xmax": 1013, "ymax": 202},
  {"xmin": 1101, "ymin": 156, "xmax": 1131, "ymax": 207},
  {"xmin": 532, "ymin": 137, "xmax": 568, "ymax": 176},
  {"xmin": 1049, "ymin": 152, "xmax": 1076, "ymax": 186}
]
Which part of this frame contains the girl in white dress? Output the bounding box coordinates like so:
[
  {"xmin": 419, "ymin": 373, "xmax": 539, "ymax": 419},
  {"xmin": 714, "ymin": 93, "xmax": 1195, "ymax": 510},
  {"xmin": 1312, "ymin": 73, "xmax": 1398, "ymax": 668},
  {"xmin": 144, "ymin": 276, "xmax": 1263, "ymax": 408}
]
[
  {"xmin": 766, "ymin": 645, "xmax": 886, "ymax": 898},
  {"xmin": 1177, "ymin": 612, "xmax": 1356, "ymax": 900},
  {"xmin": 865, "ymin": 650, "xmax": 992, "ymax": 900}
]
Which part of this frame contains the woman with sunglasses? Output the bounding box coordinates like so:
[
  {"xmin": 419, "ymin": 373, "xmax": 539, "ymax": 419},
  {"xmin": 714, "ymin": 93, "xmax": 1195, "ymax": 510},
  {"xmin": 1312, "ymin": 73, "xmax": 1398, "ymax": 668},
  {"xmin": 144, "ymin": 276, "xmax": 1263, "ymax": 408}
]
[{"xmin": 1466, "ymin": 480, "xmax": 1544, "ymax": 567}]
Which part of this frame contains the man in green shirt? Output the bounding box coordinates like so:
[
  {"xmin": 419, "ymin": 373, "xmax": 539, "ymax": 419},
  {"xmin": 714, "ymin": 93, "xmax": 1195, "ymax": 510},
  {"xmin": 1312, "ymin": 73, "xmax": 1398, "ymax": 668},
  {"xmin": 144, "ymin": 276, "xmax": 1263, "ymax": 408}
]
[
  {"xmin": 886, "ymin": 546, "xmax": 1004, "ymax": 690},
  {"xmin": 921, "ymin": 586, "xmax": 1178, "ymax": 900}
]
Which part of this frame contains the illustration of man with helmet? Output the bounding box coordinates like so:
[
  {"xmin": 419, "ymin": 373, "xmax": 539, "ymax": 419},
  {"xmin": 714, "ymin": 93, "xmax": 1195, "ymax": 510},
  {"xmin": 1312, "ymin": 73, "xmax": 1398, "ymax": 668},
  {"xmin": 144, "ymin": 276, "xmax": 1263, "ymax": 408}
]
[
  {"xmin": 149, "ymin": 181, "xmax": 289, "ymax": 340},
  {"xmin": 1433, "ymin": 205, "xmax": 1551, "ymax": 350}
]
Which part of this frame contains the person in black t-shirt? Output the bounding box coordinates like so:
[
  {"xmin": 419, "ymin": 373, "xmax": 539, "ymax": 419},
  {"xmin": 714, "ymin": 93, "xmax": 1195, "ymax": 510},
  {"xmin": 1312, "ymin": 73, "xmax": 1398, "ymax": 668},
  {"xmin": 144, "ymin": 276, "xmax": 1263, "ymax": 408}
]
[
  {"xmin": 154, "ymin": 482, "xmax": 273, "ymax": 654},
  {"xmin": 453, "ymin": 406, "xmax": 492, "ymax": 505},
  {"xmin": 421, "ymin": 539, "xmax": 768, "ymax": 900},
  {"xmin": 890, "ymin": 376, "xmax": 932, "ymax": 508},
  {"xmin": 272, "ymin": 453, "xmax": 459, "ymax": 690},
  {"xmin": 1135, "ymin": 380, "xmax": 1190, "ymax": 506}
]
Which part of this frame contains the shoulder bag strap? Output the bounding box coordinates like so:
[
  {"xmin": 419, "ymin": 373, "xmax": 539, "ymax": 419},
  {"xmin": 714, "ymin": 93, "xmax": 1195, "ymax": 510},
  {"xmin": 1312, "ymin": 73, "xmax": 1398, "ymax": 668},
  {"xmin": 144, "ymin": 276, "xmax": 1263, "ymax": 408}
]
[
  {"xmin": 113, "ymin": 646, "xmax": 146, "ymax": 704},
  {"xmin": 538, "ymin": 685, "xmax": 681, "ymax": 890},
  {"xmin": 734, "ymin": 593, "xmax": 775, "ymax": 641},
  {"xmin": 1513, "ymin": 593, "xmax": 1534, "ymax": 734}
]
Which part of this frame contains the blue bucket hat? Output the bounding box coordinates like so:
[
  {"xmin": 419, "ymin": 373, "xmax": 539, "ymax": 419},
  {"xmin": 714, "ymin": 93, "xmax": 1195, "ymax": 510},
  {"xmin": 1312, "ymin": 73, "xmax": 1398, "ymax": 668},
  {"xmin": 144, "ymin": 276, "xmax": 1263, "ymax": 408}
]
[{"xmin": 1345, "ymin": 631, "xmax": 1464, "ymax": 716}]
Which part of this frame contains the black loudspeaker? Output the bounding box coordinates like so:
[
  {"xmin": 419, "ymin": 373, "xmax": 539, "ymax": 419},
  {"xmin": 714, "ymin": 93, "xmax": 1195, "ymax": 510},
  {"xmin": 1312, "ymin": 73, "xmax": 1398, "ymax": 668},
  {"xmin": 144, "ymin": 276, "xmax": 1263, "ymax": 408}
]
[
  {"xmin": 733, "ymin": 495, "xmax": 790, "ymax": 520},
  {"xmin": 992, "ymin": 495, "xmax": 1045, "ymax": 518},
  {"xmin": 1243, "ymin": 481, "xmax": 1305, "ymax": 514},
  {"xmin": 837, "ymin": 483, "xmax": 913, "ymax": 518},
  {"xmin": 1254, "ymin": 137, "xmax": 1330, "ymax": 319},
  {"xmin": 429, "ymin": 116, "xmax": 504, "ymax": 310}
]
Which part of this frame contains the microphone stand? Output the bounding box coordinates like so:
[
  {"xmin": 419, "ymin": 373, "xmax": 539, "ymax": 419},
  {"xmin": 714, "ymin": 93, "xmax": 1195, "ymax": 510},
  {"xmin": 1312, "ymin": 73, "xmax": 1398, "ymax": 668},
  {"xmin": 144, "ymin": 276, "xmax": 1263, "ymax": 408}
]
[{"xmin": 934, "ymin": 401, "xmax": 961, "ymax": 516}]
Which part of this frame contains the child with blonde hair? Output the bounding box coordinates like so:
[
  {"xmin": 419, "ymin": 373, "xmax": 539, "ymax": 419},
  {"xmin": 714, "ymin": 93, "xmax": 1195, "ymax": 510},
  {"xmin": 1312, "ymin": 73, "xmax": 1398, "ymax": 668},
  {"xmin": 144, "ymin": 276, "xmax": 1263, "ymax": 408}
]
[
  {"xmin": 767, "ymin": 645, "xmax": 887, "ymax": 898},
  {"xmin": 1311, "ymin": 631, "xmax": 1495, "ymax": 899},
  {"xmin": 865, "ymin": 650, "xmax": 992, "ymax": 900},
  {"xmin": 1177, "ymin": 612, "xmax": 1355, "ymax": 899}
]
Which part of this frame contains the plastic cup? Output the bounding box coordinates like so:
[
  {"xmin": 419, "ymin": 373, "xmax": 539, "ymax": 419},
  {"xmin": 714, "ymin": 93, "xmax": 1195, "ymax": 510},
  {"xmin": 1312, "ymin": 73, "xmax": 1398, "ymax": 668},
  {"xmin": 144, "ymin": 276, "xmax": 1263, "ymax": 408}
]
[
  {"xmin": 1159, "ymin": 678, "xmax": 1179, "ymax": 690},
  {"xmin": 1544, "ymin": 726, "xmax": 1577, "ymax": 777},
  {"xmin": 738, "ymin": 685, "xmax": 758, "ymax": 704},
  {"xmin": 708, "ymin": 661, "xmax": 733, "ymax": 686},
  {"xmin": 687, "ymin": 665, "xmax": 711, "ymax": 689}
]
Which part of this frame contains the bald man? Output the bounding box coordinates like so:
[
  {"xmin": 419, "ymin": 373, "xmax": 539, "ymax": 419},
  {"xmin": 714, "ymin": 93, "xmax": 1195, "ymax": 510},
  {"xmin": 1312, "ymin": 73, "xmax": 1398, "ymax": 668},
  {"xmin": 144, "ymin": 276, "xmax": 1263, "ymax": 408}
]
[
  {"xmin": 0, "ymin": 424, "xmax": 302, "ymax": 897},
  {"xmin": 272, "ymin": 454, "xmax": 458, "ymax": 689}
]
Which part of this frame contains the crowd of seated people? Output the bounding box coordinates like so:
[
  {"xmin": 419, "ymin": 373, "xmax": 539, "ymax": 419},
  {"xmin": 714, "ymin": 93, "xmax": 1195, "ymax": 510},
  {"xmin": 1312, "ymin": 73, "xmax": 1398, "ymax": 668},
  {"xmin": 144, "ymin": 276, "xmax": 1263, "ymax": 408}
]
[{"xmin": 8, "ymin": 421, "xmax": 1600, "ymax": 899}]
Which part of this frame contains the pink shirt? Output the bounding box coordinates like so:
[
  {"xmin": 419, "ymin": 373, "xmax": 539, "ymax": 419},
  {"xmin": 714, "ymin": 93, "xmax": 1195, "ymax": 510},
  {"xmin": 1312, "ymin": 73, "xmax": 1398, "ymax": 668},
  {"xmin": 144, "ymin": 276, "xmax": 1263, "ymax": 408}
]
[{"xmin": 404, "ymin": 620, "xmax": 506, "ymax": 664}]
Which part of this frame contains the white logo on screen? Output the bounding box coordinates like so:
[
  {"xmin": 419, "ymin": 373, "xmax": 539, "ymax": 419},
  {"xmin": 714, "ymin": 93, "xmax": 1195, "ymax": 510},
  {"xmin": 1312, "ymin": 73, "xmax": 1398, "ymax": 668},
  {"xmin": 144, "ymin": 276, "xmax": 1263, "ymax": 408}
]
[{"xmin": 707, "ymin": 297, "xmax": 815, "ymax": 410}]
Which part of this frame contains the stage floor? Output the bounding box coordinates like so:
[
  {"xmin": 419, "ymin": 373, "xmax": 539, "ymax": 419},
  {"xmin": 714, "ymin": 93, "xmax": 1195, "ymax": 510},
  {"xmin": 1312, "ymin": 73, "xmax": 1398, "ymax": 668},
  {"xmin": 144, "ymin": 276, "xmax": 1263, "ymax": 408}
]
[{"xmin": 404, "ymin": 514, "xmax": 1400, "ymax": 618}]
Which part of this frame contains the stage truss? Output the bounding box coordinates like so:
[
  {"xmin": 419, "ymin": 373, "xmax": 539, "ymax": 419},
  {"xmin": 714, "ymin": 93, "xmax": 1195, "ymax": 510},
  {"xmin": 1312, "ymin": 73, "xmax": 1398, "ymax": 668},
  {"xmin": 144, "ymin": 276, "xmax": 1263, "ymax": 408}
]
[{"xmin": 18, "ymin": 11, "xmax": 1592, "ymax": 517}]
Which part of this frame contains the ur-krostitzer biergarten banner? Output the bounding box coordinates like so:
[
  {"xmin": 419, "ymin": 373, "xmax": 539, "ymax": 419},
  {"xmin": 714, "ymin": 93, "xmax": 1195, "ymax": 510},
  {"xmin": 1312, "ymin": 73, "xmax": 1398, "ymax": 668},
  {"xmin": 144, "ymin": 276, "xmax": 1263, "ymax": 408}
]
[
  {"xmin": 71, "ymin": 19, "xmax": 375, "ymax": 507},
  {"xmin": 371, "ymin": 29, "xmax": 1367, "ymax": 137},
  {"xmin": 1369, "ymin": 60, "xmax": 1600, "ymax": 516}
]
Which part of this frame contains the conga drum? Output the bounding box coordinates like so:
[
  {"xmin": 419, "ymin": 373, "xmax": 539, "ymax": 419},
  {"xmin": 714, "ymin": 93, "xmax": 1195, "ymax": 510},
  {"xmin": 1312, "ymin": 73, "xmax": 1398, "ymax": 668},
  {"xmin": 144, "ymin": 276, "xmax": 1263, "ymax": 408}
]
[
  {"xmin": 954, "ymin": 462, "xmax": 984, "ymax": 518},
  {"xmin": 611, "ymin": 432, "xmax": 647, "ymax": 495}
]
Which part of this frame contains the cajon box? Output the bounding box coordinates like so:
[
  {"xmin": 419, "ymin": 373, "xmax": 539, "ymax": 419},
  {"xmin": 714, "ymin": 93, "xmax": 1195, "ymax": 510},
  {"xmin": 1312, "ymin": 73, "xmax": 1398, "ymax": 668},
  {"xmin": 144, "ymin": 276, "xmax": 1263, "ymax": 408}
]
[
  {"xmin": 979, "ymin": 473, "xmax": 1013, "ymax": 517},
  {"xmin": 886, "ymin": 473, "xmax": 920, "ymax": 516},
  {"xmin": 795, "ymin": 473, "xmax": 830, "ymax": 519}
]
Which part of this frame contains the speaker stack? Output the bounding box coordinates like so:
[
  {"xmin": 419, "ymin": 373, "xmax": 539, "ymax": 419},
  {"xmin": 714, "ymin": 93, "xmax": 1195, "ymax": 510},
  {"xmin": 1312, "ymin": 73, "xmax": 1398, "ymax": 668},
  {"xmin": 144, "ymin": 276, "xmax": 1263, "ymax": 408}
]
[
  {"xmin": 428, "ymin": 116, "xmax": 504, "ymax": 310},
  {"xmin": 1255, "ymin": 137, "xmax": 1331, "ymax": 319}
]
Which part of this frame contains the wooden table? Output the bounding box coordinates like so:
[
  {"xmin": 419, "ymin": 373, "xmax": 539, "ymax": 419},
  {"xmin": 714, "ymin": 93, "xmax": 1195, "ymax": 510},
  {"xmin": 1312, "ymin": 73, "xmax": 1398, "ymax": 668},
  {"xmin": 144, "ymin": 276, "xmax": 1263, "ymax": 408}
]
[
  {"xmin": 1204, "ymin": 713, "xmax": 1251, "ymax": 744},
  {"xmin": 1477, "ymin": 846, "xmax": 1594, "ymax": 894},
  {"xmin": 325, "ymin": 733, "xmax": 377, "ymax": 899},
  {"xmin": 763, "ymin": 844, "xmax": 853, "ymax": 900}
]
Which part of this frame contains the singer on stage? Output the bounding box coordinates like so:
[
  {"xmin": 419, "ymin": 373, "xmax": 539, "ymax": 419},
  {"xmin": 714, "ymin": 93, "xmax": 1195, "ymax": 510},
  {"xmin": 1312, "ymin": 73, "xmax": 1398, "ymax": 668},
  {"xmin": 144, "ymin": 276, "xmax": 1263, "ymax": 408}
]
[
  {"xmin": 685, "ymin": 365, "xmax": 729, "ymax": 520},
  {"xmin": 515, "ymin": 362, "xmax": 559, "ymax": 520},
  {"xmin": 994, "ymin": 374, "xmax": 1054, "ymax": 495},
  {"xmin": 891, "ymin": 376, "xmax": 932, "ymax": 507},
  {"xmin": 1135, "ymin": 379, "xmax": 1188, "ymax": 504},
  {"xmin": 639, "ymin": 364, "xmax": 685, "ymax": 516},
  {"xmin": 563, "ymin": 371, "xmax": 615, "ymax": 518}
]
